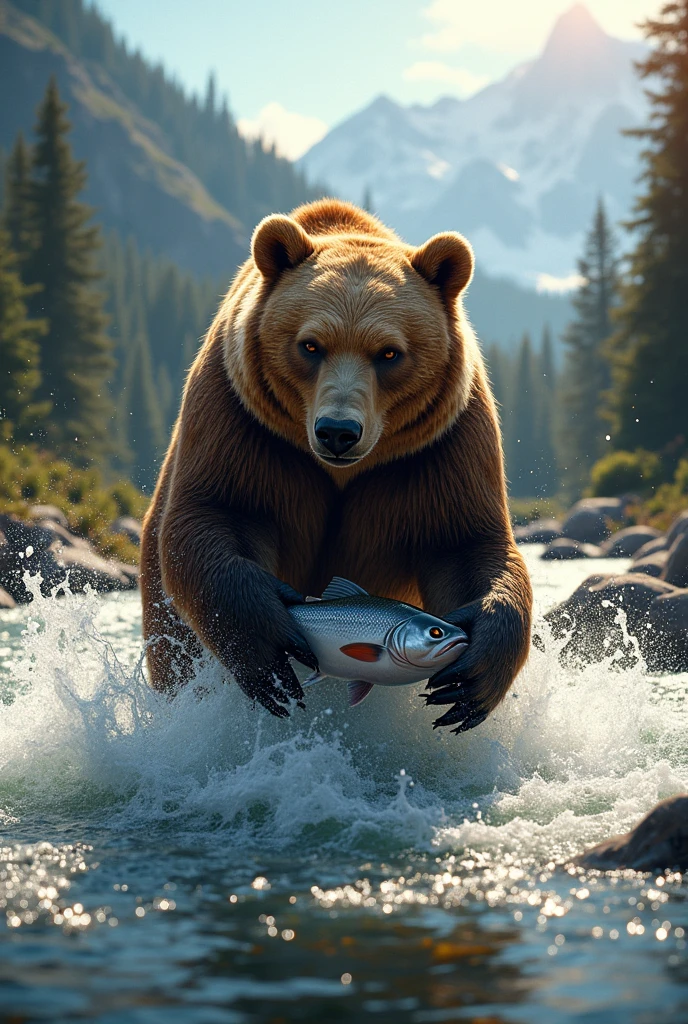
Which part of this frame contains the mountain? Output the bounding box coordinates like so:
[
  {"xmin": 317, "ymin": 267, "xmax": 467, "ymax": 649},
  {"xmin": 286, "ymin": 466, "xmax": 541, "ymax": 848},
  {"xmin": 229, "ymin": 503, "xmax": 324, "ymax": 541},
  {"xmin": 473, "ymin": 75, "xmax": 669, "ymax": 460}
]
[
  {"xmin": 0, "ymin": 0, "xmax": 319, "ymax": 277},
  {"xmin": 0, "ymin": 0, "xmax": 573, "ymax": 351},
  {"xmin": 300, "ymin": 4, "xmax": 647, "ymax": 287}
]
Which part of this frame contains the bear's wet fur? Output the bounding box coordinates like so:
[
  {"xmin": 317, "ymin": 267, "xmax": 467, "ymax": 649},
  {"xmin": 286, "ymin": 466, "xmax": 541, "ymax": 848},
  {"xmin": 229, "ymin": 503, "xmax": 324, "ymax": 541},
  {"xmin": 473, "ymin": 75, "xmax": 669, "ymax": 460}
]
[{"xmin": 141, "ymin": 200, "xmax": 532, "ymax": 732}]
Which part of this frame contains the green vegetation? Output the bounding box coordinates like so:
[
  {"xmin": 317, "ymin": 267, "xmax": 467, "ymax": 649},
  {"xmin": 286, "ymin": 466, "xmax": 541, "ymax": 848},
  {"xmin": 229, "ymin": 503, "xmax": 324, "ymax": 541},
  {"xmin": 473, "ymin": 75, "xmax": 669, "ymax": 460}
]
[
  {"xmin": 589, "ymin": 449, "xmax": 663, "ymax": 498},
  {"xmin": 605, "ymin": 1, "xmax": 688, "ymax": 458},
  {"xmin": 560, "ymin": 200, "xmax": 618, "ymax": 491},
  {"xmin": 486, "ymin": 329, "xmax": 558, "ymax": 498},
  {"xmin": 0, "ymin": 440, "xmax": 144, "ymax": 563},
  {"xmin": 12, "ymin": 0, "xmax": 320, "ymax": 227},
  {"xmin": 0, "ymin": 227, "xmax": 47, "ymax": 438}
]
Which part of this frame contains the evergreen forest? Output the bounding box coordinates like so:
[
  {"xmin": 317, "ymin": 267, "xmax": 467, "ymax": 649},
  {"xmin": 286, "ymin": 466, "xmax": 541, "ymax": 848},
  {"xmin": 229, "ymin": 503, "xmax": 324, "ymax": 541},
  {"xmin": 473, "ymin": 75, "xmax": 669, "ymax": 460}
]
[{"xmin": 1, "ymin": 0, "xmax": 687, "ymax": 520}]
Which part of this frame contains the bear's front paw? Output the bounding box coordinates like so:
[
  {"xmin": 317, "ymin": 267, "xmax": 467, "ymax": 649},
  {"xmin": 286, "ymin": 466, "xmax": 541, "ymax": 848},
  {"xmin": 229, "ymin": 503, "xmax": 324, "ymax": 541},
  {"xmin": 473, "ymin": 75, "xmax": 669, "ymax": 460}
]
[
  {"xmin": 424, "ymin": 599, "xmax": 526, "ymax": 734},
  {"xmin": 235, "ymin": 653, "xmax": 307, "ymax": 718}
]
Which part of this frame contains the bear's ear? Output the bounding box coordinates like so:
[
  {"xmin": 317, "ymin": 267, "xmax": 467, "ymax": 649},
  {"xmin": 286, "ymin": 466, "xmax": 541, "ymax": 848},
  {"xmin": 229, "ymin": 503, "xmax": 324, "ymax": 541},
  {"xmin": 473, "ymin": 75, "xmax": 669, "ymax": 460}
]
[
  {"xmin": 252, "ymin": 215, "xmax": 315, "ymax": 281},
  {"xmin": 411, "ymin": 232, "xmax": 474, "ymax": 307}
]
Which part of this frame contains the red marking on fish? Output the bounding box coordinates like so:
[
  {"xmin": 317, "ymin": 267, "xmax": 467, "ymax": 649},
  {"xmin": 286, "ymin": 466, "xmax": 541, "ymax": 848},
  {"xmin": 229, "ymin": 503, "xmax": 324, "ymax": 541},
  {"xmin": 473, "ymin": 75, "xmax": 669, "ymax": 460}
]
[{"xmin": 340, "ymin": 643, "xmax": 385, "ymax": 663}]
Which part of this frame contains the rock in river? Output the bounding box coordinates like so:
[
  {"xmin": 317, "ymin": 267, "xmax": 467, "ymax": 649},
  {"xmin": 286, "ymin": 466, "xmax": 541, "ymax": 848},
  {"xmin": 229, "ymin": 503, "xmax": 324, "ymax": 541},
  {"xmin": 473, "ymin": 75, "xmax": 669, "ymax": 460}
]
[{"xmin": 578, "ymin": 796, "xmax": 688, "ymax": 871}]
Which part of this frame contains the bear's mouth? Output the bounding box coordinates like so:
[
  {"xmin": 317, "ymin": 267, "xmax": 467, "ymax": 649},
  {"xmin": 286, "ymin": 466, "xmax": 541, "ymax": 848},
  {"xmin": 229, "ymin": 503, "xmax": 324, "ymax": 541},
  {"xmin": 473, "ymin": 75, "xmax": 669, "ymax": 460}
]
[{"xmin": 315, "ymin": 452, "xmax": 364, "ymax": 467}]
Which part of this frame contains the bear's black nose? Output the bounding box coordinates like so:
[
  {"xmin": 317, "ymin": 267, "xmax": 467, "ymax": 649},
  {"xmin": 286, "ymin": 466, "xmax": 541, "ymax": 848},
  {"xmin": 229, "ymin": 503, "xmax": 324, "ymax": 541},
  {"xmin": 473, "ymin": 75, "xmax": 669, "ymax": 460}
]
[{"xmin": 314, "ymin": 417, "xmax": 363, "ymax": 457}]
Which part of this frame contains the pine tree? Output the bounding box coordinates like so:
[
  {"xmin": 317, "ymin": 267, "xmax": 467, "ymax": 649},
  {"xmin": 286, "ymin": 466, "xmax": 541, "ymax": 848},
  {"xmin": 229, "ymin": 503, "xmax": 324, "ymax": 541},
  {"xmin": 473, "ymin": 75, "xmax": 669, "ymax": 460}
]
[
  {"xmin": 3, "ymin": 133, "xmax": 33, "ymax": 263},
  {"xmin": 560, "ymin": 200, "xmax": 618, "ymax": 490},
  {"xmin": 607, "ymin": 2, "xmax": 688, "ymax": 458},
  {"xmin": 24, "ymin": 77, "xmax": 115, "ymax": 459},
  {"xmin": 507, "ymin": 334, "xmax": 538, "ymax": 497},
  {"xmin": 0, "ymin": 228, "xmax": 48, "ymax": 439},
  {"xmin": 533, "ymin": 327, "xmax": 558, "ymax": 495},
  {"xmin": 121, "ymin": 325, "xmax": 166, "ymax": 490}
]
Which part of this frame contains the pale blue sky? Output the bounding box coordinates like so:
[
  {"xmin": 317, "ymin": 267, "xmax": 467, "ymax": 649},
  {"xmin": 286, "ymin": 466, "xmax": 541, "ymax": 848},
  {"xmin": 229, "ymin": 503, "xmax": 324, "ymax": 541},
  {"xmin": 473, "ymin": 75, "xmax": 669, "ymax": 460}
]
[{"xmin": 94, "ymin": 0, "xmax": 658, "ymax": 158}]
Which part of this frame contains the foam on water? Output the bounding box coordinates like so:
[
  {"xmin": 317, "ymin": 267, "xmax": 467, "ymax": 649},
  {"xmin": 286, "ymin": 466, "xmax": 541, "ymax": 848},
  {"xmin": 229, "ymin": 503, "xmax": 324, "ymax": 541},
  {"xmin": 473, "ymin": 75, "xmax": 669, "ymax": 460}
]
[{"xmin": 0, "ymin": 562, "xmax": 686, "ymax": 867}]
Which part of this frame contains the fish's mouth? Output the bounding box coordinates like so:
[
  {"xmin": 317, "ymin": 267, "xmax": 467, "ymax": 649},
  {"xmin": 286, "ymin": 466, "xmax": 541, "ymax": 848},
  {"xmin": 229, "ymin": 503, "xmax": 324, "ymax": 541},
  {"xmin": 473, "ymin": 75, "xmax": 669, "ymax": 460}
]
[{"xmin": 437, "ymin": 637, "xmax": 467, "ymax": 658}]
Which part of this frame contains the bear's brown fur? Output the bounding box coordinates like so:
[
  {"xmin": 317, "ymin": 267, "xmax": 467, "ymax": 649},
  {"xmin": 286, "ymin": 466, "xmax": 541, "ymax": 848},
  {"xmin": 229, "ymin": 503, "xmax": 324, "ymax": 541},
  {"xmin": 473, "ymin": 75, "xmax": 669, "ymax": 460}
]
[{"xmin": 141, "ymin": 200, "xmax": 532, "ymax": 732}]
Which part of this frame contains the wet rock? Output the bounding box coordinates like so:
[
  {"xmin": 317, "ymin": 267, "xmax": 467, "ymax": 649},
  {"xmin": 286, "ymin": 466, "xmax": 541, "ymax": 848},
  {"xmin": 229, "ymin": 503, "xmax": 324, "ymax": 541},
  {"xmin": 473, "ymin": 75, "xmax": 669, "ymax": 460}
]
[
  {"xmin": 561, "ymin": 507, "xmax": 612, "ymax": 545},
  {"xmin": 545, "ymin": 572, "xmax": 680, "ymax": 668},
  {"xmin": 576, "ymin": 497, "xmax": 629, "ymax": 519},
  {"xmin": 111, "ymin": 516, "xmax": 142, "ymax": 545},
  {"xmin": 26, "ymin": 504, "xmax": 69, "ymax": 529},
  {"xmin": 514, "ymin": 518, "xmax": 562, "ymax": 544},
  {"xmin": 600, "ymin": 526, "xmax": 662, "ymax": 558},
  {"xmin": 632, "ymin": 536, "xmax": 668, "ymax": 561},
  {"xmin": 542, "ymin": 538, "xmax": 602, "ymax": 560},
  {"xmin": 0, "ymin": 513, "xmax": 138, "ymax": 604},
  {"xmin": 578, "ymin": 796, "xmax": 688, "ymax": 871},
  {"xmin": 665, "ymin": 509, "xmax": 688, "ymax": 547},
  {"xmin": 0, "ymin": 586, "xmax": 16, "ymax": 609},
  {"xmin": 662, "ymin": 532, "xmax": 688, "ymax": 588},
  {"xmin": 631, "ymin": 550, "xmax": 669, "ymax": 578}
]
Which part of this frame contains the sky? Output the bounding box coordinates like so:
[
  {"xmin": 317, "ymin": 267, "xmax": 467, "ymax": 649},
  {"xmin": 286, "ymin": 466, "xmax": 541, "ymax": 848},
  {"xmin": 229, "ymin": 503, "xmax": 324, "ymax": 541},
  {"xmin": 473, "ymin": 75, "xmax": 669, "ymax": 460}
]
[{"xmin": 95, "ymin": 0, "xmax": 660, "ymax": 159}]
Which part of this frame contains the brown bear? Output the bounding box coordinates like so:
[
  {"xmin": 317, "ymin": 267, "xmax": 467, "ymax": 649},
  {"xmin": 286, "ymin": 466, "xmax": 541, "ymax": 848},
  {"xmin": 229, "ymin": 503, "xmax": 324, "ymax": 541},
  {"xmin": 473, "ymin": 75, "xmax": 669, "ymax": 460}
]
[{"xmin": 141, "ymin": 199, "xmax": 532, "ymax": 733}]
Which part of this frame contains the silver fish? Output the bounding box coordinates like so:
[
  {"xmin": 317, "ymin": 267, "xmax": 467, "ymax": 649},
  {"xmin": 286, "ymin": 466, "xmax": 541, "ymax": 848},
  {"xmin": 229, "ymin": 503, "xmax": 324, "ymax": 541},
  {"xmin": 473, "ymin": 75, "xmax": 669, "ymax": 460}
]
[{"xmin": 289, "ymin": 577, "xmax": 468, "ymax": 707}]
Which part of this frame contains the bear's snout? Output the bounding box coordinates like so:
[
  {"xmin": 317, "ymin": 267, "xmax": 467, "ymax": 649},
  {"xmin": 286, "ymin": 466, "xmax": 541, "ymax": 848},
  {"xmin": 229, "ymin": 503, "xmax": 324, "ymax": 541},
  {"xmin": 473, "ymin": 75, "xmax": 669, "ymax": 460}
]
[{"xmin": 314, "ymin": 417, "xmax": 363, "ymax": 458}]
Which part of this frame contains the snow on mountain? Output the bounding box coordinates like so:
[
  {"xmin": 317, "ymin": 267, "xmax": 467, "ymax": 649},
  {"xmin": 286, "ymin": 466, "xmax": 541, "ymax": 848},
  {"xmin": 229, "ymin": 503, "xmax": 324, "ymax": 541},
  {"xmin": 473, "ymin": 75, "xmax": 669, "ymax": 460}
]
[{"xmin": 300, "ymin": 4, "xmax": 647, "ymax": 289}]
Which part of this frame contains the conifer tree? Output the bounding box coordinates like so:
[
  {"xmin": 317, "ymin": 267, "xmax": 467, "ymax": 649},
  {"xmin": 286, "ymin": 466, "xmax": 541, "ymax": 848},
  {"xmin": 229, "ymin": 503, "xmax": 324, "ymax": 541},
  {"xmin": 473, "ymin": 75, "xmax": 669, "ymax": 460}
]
[
  {"xmin": 507, "ymin": 334, "xmax": 538, "ymax": 496},
  {"xmin": 607, "ymin": 1, "xmax": 688, "ymax": 456},
  {"xmin": 560, "ymin": 200, "xmax": 618, "ymax": 489},
  {"xmin": 3, "ymin": 133, "xmax": 33, "ymax": 263},
  {"xmin": 24, "ymin": 77, "xmax": 114, "ymax": 459},
  {"xmin": 0, "ymin": 229, "xmax": 48, "ymax": 439},
  {"xmin": 533, "ymin": 327, "xmax": 558, "ymax": 495},
  {"xmin": 121, "ymin": 324, "xmax": 166, "ymax": 490}
]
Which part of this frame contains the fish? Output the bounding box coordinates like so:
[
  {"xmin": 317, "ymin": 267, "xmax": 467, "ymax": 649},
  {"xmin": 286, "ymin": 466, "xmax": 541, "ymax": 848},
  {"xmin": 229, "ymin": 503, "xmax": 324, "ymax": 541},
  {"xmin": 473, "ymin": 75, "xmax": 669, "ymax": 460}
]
[{"xmin": 288, "ymin": 577, "xmax": 468, "ymax": 707}]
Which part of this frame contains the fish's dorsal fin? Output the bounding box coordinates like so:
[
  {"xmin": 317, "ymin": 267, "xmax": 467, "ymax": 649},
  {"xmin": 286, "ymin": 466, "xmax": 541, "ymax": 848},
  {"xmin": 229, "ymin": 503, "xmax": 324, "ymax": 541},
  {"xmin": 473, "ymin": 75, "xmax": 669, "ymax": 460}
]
[
  {"xmin": 322, "ymin": 577, "xmax": 369, "ymax": 600},
  {"xmin": 347, "ymin": 680, "xmax": 374, "ymax": 707}
]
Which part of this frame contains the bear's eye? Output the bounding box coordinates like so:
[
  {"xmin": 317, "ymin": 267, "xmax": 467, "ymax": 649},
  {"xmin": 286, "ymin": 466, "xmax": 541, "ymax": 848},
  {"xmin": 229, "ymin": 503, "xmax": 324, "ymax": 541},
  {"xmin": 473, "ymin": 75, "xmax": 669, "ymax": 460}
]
[
  {"xmin": 429, "ymin": 627, "xmax": 444, "ymax": 639},
  {"xmin": 378, "ymin": 347, "xmax": 400, "ymax": 362},
  {"xmin": 300, "ymin": 340, "xmax": 321, "ymax": 356}
]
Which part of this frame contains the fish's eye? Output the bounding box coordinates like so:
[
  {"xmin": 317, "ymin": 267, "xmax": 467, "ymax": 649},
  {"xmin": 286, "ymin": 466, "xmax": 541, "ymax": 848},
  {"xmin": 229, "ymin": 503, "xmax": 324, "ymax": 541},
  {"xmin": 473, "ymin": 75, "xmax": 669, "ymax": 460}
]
[{"xmin": 429, "ymin": 627, "xmax": 444, "ymax": 639}]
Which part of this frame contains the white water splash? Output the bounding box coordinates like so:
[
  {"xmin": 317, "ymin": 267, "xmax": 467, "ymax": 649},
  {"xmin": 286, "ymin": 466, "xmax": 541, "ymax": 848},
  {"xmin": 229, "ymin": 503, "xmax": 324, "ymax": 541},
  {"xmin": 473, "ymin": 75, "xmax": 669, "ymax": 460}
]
[{"xmin": 0, "ymin": 553, "xmax": 686, "ymax": 865}]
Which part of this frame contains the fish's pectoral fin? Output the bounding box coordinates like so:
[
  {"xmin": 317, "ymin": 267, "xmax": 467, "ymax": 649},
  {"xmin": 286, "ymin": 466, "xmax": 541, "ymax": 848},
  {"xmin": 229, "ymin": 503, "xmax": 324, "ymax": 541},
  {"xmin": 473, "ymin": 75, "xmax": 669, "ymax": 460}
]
[
  {"xmin": 347, "ymin": 680, "xmax": 375, "ymax": 707},
  {"xmin": 322, "ymin": 577, "xmax": 369, "ymax": 600},
  {"xmin": 302, "ymin": 671, "xmax": 325, "ymax": 688},
  {"xmin": 340, "ymin": 642, "xmax": 385, "ymax": 662}
]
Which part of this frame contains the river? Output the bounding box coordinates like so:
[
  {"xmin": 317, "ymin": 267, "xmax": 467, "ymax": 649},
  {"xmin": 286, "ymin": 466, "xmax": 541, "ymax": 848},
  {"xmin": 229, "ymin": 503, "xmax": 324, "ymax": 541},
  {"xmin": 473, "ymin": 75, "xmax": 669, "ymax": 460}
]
[{"xmin": 0, "ymin": 547, "xmax": 686, "ymax": 1023}]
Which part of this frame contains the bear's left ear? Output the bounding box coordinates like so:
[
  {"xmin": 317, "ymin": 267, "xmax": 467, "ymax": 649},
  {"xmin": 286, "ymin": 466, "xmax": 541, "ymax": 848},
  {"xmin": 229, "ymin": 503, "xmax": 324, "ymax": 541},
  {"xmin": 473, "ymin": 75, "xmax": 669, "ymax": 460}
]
[
  {"xmin": 252, "ymin": 215, "xmax": 315, "ymax": 282},
  {"xmin": 411, "ymin": 232, "xmax": 474, "ymax": 307}
]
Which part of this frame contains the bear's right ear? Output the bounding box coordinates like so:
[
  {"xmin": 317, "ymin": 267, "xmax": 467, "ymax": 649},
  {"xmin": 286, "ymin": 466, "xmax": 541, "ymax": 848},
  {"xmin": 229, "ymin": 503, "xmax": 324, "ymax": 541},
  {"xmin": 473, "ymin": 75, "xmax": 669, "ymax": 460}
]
[{"xmin": 252, "ymin": 215, "xmax": 315, "ymax": 282}]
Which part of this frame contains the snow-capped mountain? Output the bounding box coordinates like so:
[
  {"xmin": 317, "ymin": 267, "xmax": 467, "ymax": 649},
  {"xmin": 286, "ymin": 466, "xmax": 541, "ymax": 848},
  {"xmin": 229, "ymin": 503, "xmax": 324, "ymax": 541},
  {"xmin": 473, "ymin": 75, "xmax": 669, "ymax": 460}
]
[{"xmin": 300, "ymin": 5, "xmax": 647, "ymax": 288}]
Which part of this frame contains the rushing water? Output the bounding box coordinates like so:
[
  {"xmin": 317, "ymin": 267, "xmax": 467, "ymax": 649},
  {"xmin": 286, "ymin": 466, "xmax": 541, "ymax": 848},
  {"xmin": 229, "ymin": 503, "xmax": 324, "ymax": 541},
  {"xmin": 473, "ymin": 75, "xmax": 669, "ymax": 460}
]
[{"xmin": 0, "ymin": 547, "xmax": 687, "ymax": 1023}]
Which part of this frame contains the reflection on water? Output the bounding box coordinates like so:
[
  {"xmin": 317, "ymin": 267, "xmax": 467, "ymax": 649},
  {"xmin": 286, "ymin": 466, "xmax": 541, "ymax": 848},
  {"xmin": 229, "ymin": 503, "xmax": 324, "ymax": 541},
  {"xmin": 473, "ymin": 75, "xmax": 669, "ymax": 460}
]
[{"xmin": 0, "ymin": 550, "xmax": 687, "ymax": 1022}]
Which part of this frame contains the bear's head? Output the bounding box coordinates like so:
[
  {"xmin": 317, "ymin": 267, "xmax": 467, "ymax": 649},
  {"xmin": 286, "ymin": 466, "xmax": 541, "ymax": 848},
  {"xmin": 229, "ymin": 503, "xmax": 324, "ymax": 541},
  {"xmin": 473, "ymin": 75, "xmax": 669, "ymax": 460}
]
[{"xmin": 225, "ymin": 201, "xmax": 478, "ymax": 475}]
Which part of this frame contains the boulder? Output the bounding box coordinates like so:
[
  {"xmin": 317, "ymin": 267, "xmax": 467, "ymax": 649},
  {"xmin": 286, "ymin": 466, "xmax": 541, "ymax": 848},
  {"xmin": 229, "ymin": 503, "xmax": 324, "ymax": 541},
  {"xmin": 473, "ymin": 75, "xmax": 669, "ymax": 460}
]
[
  {"xmin": 562, "ymin": 507, "xmax": 613, "ymax": 545},
  {"xmin": 541, "ymin": 538, "xmax": 602, "ymax": 560},
  {"xmin": 649, "ymin": 590, "xmax": 688, "ymax": 632},
  {"xmin": 578, "ymin": 796, "xmax": 688, "ymax": 871},
  {"xmin": 0, "ymin": 586, "xmax": 16, "ymax": 609},
  {"xmin": 575, "ymin": 497, "xmax": 629, "ymax": 519},
  {"xmin": 662, "ymin": 532, "xmax": 688, "ymax": 588},
  {"xmin": 600, "ymin": 525, "xmax": 662, "ymax": 558},
  {"xmin": 517, "ymin": 518, "xmax": 562, "ymax": 544},
  {"xmin": 26, "ymin": 504, "xmax": 69, "ymax": 529},
  {"xmin": 632, "ymin": 536, "xmax": 668, "ymax": 561},
  {"xmin": 665, "ymin": 509, "xmax": 688, "ymax": 547},
  {"xmin": 545, "ymin": 572, "xmax": 679, "ymax": 668},
  {"xmin": 111, "ymin": 515, "xmax": 142, "ymax": 545},
  {"xmin": 0, "ymin": 513, "xmax": 138, "ymax": 604},
  {"xmin": 632, "ymin": 550, "xmax": 669, "ymax": 578}
]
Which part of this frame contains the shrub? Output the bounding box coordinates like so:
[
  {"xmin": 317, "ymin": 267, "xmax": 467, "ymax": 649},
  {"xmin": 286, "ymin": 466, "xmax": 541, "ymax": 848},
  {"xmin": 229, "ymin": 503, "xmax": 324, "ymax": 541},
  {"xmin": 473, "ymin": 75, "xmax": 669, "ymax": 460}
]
[
  {"xmin": 589, "ymin": 449, "xmax": 664, "ymax": 497},
  {"xmin": 0, "ymin": 442, "xmax": 148, "ymax": 562}
]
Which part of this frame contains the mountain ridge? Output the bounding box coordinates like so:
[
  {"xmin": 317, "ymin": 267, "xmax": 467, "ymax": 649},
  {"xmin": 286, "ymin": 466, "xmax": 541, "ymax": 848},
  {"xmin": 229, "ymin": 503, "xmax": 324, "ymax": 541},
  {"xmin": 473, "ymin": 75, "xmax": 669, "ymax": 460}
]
[{"xmin": 300, "ymin": 4, "xmax": 647, "ymax": 287}]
